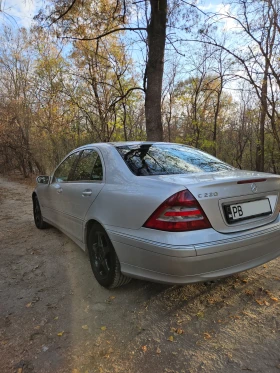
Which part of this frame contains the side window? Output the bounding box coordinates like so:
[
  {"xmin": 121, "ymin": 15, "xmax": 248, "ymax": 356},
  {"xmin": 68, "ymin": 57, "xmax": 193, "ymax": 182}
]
[
  {"xmin": 92, "ymin": 154, "xmax": 103, "ymax": 180},
  {"xmin": 72, "ymin": 149, "xmax": 103, "ymax": 181},
  {"xmin": 53, "ymin": 152, "xmax": 80, "ymax": 183}
]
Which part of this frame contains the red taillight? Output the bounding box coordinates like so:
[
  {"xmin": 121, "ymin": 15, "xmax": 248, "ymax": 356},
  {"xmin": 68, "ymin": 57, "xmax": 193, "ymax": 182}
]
[{"xmin": 143, "ymin": 189, "xmax": 211, "ymax": 232}]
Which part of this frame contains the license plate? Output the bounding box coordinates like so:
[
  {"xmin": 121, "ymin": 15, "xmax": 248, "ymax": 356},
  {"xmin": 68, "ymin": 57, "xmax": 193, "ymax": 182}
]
[{"xmin": 225, "ymin": 199, "xmax": 271, "ymax": 223}]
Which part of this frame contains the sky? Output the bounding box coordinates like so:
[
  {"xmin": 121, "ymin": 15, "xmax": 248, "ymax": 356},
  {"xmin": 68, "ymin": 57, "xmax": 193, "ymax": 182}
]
[
  {"xmin": 0, "ymin": 0, "xmax": 40, "ymax": 28},
  {"xmin": 0, "ymin": 0, "xmax": 242, "ymax": 95},
  {"xmin": 1, "ymin": 0, "xmax": 226, "ymax": 29}
]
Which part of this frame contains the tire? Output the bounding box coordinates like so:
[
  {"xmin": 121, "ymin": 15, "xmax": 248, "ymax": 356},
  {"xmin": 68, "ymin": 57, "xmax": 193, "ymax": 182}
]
[
  {"xmin": 33, "ymin": 195, "xmax": 48, "ymax": 229},
  {"xmin": 88, "ymin": 223, "xmax": 131, "ymax": 288}
]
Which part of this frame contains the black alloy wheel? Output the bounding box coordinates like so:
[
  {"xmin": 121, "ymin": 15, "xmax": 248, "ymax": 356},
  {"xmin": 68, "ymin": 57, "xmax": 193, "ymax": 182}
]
[
  {"xmin": 88, "ymin": 223, "xmax": 131, "ymax": 288},
  {"xmin": 33, "ymin": 196, "xmax": 48, "ymax": 229}
]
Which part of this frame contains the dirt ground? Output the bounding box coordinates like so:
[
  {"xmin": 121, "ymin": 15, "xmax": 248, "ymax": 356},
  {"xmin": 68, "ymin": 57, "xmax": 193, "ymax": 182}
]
[{"xmin": 1, "ymin": 175, "xmax": 280, "ymax": 373}]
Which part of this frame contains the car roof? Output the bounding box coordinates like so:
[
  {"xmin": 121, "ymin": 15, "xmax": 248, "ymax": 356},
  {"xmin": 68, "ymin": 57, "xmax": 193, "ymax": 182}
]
[
  {"xmin": 109, "ymin": 141, "xmax": 180, "ymax": 146},
  {"xmin": 75, "ymin": 141, "xmax": 188, "ymax": 150}
]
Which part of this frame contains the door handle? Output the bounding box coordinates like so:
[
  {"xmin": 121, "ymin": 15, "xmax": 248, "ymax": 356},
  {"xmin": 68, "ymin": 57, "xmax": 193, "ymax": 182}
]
[
  {"xmin": 54, "ymin": 184, "xmax": 63, "ymax": 194},
  {"xmin": 82, "ymin": 189, "xmax": 92, "ymax": 197}
]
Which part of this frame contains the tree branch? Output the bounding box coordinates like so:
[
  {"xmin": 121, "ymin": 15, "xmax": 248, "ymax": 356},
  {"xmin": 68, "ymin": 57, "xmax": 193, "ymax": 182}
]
[
  {"xmin": 48, "ymin": 0, "xmax": 77, "ymax": 26},
  {"xmin": 59, "ymin": 27, "xmax": 147, "ymax": 41}
]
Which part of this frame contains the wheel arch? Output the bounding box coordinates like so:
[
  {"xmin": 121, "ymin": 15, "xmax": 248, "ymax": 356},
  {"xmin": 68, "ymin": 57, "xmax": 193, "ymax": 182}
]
[
  {"xmin": 85, "ymin": 218, "xmax": 131, "ymax": 288},
  {"xmin": 84, "ymin": 218, "xmax": 105, "ymax": 255}
]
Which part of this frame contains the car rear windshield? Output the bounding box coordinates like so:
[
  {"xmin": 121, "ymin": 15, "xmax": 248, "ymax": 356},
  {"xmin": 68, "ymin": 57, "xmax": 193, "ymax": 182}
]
[{"xmin": 116, "ymin": 144, "xmax": 234, "ymax": 176}]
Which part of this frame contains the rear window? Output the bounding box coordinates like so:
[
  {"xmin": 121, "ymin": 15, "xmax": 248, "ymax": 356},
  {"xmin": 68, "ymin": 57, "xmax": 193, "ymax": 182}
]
[{"xmin": 116, "ymin": 144, "xmax": 234, "ymax": 176}]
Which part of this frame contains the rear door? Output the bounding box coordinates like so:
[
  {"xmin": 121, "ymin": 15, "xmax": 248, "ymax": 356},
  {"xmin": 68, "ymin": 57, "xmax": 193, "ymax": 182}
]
[{"xmin": 56, "ymin": 148, "xmax": 105, "ymax": 242}]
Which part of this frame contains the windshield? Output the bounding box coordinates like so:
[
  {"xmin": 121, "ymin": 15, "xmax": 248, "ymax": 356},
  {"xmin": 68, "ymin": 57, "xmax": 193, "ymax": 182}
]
[{"xmin": 116, "ymin": 144, "xmax": 235, "ymax": 176}]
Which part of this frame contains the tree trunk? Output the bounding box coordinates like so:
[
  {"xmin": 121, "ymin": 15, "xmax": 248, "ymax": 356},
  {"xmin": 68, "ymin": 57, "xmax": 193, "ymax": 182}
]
[
  {"xmin": 213, "ymin": 87, "xmax": 222, "ymax": 157},
  {"xmin": 21, "ymin": 158, "xmax": 28, "ymax": 178},
  {"xmin": 256, "ymin": 61, "xmax": 268, "ymax": 172},
  {"xmin": 145, "ymin": 0, "xmax": 167, "ymax": 141}
]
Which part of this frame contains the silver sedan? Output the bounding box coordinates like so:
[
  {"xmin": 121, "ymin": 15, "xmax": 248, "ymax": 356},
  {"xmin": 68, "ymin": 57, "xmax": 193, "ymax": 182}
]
[{"xmin": 33, "ymin": 142, "xmax": 280, "ymax": 288}]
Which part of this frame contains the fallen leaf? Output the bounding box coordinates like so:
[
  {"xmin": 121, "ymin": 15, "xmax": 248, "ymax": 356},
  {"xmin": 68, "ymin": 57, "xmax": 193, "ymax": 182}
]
[
  {"xmin": 264, "ymin": 300, "xmax": 270, "ymax": 306},
  {"xmin": 17, "ymin": 369, "xmax": 23, "ymax": 373},
  {"xmin": 101, "ymin": 326, "xmax": 107, "ymax": 331},
  {"xmin": 171, "ymin": 327, "xmax": 184, "ymax": 334},
  {"xmin": 156, "ymin": 347, "xmax": 161, "ymax": 354},
  {"xmin": 109, "ymin": 296, "xmax": 115, "ymax": 300},
  {"xmin": 242, "ymin": 279, "xmax": 248, "ymax": 283},
  {"xmin": 271, "ymin": 297, "xmax": 279, "ymax": 302},
  {"xmin": 175, "ymin": 328, "xmax": 184, "ymax": 335},
  {"xmin": 204, "ymin": 332, "xmax": 211, "ymax": 339},
  {"xmin": 72, "ymin": 369, "xmax": 80, "ymax": 373},
  {"xmin": 167, "ymin": 336, "xmax": 174, "ymax": 342},
  {"xmin": 57, "ymin": 331, "xmax": 64, "ymax": 336},
  {"xmin": 255, "ymin": 299, "xmax": 264, "ymax": 306},
  {"xmin": 232, "ymin": 315, "xmax": 241, "ymax": 320},
  {"xmin": 263, "ymin": 264, "xmax": 267, "ymax": 268},
  {"xmin": 54, "ymin": 316, "xmax": 59, "ymax": 320},
  {"xmin": 208, "ymin": 298, "xmax": 217, "ymax": 304},
  {"xmin": 82, "ymin": 325, "xmax": 89, "ymax": 330},
  {"xmin": 141, "ymin": 345, "xmax": 147, "ymax": 352},
  {"xmin": 196, "ymin": 311, "xmax": 204, "ymax": 318},
  {"xmin": 242, "ymin": 311, "xmax": 257, "ymax": 318},
  {"xmin": 26, "ymin": 302, "xmax": 32, "ymax": 308}
]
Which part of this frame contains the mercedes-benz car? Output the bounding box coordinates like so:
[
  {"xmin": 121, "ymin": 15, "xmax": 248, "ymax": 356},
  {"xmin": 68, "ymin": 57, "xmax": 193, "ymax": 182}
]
[{"xmin": 32, "ymin": 142, "xmax": 280, "ymax": 288}]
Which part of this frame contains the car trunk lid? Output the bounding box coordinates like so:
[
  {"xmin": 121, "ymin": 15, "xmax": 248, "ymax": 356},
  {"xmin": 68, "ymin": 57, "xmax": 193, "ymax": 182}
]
[{"xmin": 150, "ymin": 170, "xmax": 280, "ymax": 234}]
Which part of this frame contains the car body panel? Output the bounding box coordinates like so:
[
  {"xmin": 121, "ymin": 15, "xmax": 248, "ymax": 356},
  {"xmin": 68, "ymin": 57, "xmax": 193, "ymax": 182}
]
[
  {"xmin": 37, "ymin": 146, "xmax": 105, "ymax": 242},
  {"xmin": 118, "ymin": 243, "xmax": 280, "ymax": 284},
  {"xmin": 49, "ymin": 181, "xmax": 104, "ymax": 241},
  {"xmin": 105, "ymin": 215, "xmax": 280, "ymax": 257},
  {"xmin": 140, "ymin": 171, "xmax": 280, "ymax": 233},
  {"xmin": 109, "ymin": 217, "xmax": 280, "ymax": 283},
  {"xmin": 34, "ymin": 141, "xmax": 280, "ymax": 285}
]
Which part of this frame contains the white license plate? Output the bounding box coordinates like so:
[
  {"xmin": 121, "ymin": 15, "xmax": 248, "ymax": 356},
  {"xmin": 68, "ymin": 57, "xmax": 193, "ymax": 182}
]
[{"xmin": 227, "ymin": 199, "xmax": 271, "ymax": 222}]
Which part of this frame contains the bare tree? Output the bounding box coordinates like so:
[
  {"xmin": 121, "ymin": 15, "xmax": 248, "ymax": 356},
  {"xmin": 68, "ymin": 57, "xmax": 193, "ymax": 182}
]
[{"xmin": 185, "ymin": 0, "xmax": 280, "ymax": 171}]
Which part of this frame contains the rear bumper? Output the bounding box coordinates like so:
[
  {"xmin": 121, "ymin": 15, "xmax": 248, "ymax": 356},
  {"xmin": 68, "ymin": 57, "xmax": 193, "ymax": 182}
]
[{"xmin": 107, "ymin": 219, "xmax": 280, "ymax": 284}]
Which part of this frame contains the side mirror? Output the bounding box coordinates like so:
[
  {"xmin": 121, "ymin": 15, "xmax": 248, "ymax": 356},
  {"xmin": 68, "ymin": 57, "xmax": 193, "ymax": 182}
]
[{"xmin": 36, "ymin": 175, "xmax": 50, "ymax": 184}]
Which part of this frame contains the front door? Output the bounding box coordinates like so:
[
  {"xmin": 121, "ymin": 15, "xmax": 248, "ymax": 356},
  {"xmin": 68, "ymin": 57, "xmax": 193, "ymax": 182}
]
[{"xmin": 41, "ymin": 151, "xmax": 80, "ymax": 225}]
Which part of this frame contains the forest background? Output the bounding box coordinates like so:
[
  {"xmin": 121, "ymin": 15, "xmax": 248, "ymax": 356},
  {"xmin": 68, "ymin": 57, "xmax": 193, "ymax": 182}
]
[{"xmin": 1, "ymin": 0, "xmax": 280, "ymax": 177}]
